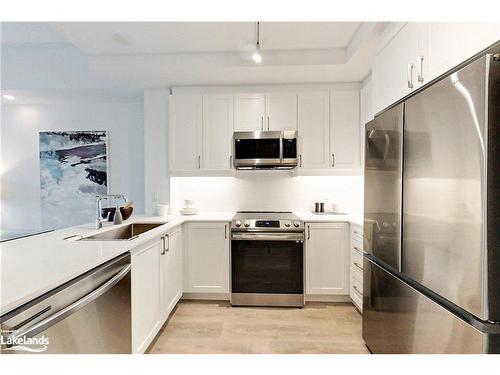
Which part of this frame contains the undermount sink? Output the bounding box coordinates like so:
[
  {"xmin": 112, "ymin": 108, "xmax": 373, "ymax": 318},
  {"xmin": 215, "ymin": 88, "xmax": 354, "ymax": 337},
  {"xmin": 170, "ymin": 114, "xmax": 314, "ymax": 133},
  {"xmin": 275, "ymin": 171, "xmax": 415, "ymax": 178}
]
[{"xmin": 78, "ymin": 223, "xmax": 165, "ymax": 241}]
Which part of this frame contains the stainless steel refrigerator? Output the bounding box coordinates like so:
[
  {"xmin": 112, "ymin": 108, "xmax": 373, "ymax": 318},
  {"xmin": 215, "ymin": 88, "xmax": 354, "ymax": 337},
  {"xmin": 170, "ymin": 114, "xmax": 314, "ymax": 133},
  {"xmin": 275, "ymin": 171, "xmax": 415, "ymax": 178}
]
[{"xmin": 362, "ymin": 45, "xmax": 500, "ymax": 353}]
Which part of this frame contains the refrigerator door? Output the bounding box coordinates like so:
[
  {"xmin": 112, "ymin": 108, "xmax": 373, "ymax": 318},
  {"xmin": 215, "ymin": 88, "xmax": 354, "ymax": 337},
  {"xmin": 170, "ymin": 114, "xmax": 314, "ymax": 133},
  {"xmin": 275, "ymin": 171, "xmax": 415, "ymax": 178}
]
[
  {"xmin": 363, "ymin": 104, "xmax": 403, "ymax": 271},
  {"xmin": 403, "ymin": 56, "xmax": 488, "ymax": 320},
  {"xmin": 363, "ymin": 257, "xmax": 484, "ymax": 354}
]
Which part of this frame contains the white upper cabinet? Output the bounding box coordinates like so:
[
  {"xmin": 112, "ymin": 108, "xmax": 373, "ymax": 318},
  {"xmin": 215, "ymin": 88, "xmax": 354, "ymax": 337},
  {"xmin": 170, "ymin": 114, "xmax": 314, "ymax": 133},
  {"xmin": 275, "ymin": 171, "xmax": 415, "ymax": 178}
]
[
  {"xmin": 330, "ymin": 90, "xmax": 360, "ymax": 169},
  {"xmin": 306, "ymin": 223, "xmax": 349, "ymax": 295},
  {"xmin": 202, "ymin": 95, "xmax": 234, "ymax": 170},
  {"xmin": 427, "ymin": 23, "xmax": 500, "ymax": 81},
  {"xmin": 183, "ymin": 222, "xmax": 230, "ymax": 294},
  {"xmin": 297, "ymin": 92, "xmax": 330, "ymax": 169},
  {"xmin": 169, "ymin": 95, "xmax": 203, "ymax": 171},
  {"xmin": 372, "ymin": 22, "xmax": 500, "ymax": 114},
  {"xmin": 265, "ymin": 93, "xmax": 297, "ymax": 131},
  {"xmin": 372, "ymin": 23, "xmax": 428, "ymax": 114},
  {"xmin": 234, "ymin": 94, "xmax": 265, "ymax": 131}
]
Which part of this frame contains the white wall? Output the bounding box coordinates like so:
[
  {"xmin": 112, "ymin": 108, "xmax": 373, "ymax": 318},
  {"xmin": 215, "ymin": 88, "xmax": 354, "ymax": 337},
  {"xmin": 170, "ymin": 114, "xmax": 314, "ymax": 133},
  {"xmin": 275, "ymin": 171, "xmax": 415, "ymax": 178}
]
[
  {"xmin": 143, "ymin": 90, "xmax": 170, "ymax": 215},
  {"xmin": 170, "ymin": 174, "xmax": 364, "ymax": 219},
  {"xmin": 1, "ymin": 98, "xmax": 144, "ymax": 231}
]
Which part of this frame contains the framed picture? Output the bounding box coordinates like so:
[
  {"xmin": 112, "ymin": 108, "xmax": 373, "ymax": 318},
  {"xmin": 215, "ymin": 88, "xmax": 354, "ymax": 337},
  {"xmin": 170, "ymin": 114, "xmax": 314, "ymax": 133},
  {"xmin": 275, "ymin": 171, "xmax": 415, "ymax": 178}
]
[{"xmin": 39, "ymin": 131, "xmax": 109, "ymax": 228}]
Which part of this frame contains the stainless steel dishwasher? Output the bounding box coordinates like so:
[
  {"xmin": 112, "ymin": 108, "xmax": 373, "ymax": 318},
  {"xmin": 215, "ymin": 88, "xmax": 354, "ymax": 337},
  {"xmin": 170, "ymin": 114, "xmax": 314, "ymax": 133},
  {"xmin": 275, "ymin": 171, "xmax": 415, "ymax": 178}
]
[{"xmin": 0, "ymin": 253, "xmax": 131, "ymax": 354}]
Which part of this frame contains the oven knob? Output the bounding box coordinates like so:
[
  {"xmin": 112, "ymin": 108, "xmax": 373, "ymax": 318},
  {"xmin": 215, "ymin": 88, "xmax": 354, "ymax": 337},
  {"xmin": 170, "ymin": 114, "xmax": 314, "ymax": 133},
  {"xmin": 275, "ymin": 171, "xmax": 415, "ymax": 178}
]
[
  {"xmin": 235, "ymin": 220, "xmax": 241, "ymax": 227},
  {"xmin": 284, "ymin": 221, "xmax": 291, "ymax": 227},
  {"xmin": 293, "ymin": 221, "xmax": 300, "ymax": 228},
  {"xmin": 244, "ymin": 220, "xmax": 250, "ymax": 227}
]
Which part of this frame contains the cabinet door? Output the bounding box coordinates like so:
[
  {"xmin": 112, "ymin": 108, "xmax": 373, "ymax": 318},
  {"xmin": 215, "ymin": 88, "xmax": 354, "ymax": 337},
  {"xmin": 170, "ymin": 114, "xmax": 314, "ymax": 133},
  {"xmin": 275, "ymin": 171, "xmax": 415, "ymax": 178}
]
[
  {"xmin": 372, "ymin": 23, "xmax": 427, "ymax": 113},
  {"xmin": 184, "ymin": 222, "xmax": 229, "ymax": 293},
  {"xmin": 265, "ymin": 93, "xmax": 297, "ymax": 130},
  {"xmin": 169, "ymin": 95, "xmax": 202, "ymax": 171},
  {"xmin": 427, "ymin": 22, "xmax": 500, "ymax": 82},
  {"xmin": 131, "ymin": 239, "xmax": 162, "ymax": 353},
  {"xmin": 202, "ymin": 95, "xmax": 234, "ymax": 170},
  {"xmin": 161, "ymin": 228, "xmax": 183, "ymax": 320},
  {"xmin": 330, "ymin": 90, "xmax": 360, "ymax": 169},
  {"xmin": 297, "ymin": 92, "xmax": 330, "ymax": 169},
  {"xmin": 234, "ymin": 94, "xmax": 265, "ymax": 131},
  {"xmin": 306, "ymin": 223, "xmax": 349, "ymax": 295}
]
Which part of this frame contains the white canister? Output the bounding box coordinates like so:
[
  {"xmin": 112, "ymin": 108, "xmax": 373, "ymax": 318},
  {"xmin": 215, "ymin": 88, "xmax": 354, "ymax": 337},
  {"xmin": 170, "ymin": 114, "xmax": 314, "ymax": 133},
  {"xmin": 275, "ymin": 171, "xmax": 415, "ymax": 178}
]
[{"xmin": 157, "ymin": 204, "xmax": 169, "ymax": 217}]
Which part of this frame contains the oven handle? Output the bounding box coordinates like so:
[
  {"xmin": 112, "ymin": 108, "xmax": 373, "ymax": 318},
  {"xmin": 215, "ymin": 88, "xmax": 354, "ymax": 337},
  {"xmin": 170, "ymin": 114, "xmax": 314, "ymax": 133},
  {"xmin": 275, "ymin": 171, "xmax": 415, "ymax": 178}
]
[{"xmin": 231, "ymin": 233, "xmax": 304, "ymax": 241}]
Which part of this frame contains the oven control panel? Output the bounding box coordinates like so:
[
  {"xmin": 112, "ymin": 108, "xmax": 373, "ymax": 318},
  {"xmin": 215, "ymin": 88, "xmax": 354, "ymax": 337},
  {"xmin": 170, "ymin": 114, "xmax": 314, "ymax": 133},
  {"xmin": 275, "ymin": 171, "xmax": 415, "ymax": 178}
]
[{"xmin": 231, "ymin": 216, "xmax": 304, "ymax": 232}]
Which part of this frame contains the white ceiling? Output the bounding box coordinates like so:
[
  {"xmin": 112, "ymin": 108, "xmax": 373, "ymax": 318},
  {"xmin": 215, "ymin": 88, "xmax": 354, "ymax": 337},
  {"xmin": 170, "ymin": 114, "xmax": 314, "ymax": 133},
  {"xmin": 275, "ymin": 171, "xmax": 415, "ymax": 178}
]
[
  {"xmin": 1, "ymin": 22, "xmax": 385, "ymax": 89},
  {"xmin": 51, "ymin": 22, "xmax": 362, "ymax": 54}
]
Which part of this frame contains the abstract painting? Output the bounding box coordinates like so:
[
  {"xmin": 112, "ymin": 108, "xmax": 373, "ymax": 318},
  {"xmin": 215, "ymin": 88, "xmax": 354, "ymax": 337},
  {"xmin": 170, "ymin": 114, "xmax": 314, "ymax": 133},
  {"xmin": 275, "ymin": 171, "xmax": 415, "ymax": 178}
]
[{"xmin": 39, "ymin": 131, "xmax": 108, "ymax": 229}]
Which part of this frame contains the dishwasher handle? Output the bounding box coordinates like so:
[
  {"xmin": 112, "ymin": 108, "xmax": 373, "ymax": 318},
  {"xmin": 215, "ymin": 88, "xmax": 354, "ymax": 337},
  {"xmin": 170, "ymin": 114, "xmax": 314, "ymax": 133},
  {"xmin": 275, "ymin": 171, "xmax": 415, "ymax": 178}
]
[{"xmin": 9, "ymin": 263, "xmax": 131, "ymax": 344}]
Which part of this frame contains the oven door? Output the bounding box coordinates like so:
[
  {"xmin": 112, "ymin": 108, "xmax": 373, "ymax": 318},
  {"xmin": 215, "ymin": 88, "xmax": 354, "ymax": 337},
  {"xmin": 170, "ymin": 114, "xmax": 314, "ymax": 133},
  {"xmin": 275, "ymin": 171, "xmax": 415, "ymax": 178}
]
[
  {"xmin": 233, "ymin": 131, "xmax": 282, "ymax": 168},
  {"xmin": 231, "ymin": 232, "xmax": 304, "ymax": 306}
]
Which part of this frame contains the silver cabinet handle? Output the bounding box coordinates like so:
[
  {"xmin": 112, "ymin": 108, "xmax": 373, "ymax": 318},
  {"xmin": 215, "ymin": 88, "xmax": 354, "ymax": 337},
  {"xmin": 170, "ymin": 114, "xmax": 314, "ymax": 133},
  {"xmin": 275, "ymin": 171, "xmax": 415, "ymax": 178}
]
[
  {"xmin": 331, "ymin": 153, "xmax": 335, "ymax": 167},
  {"xmin": 229, "ymin": 155, "xmax": 233, "ymax": 168},
  {"xmin": 354, "ymin": 262, "xmax": 363, "ymax": 271},
  {"xmin": 261, "ymin": 116, "xmax": 264, "ymax": 131},
  {"xmin": 198, "ymin": 155, "xmax": 201, "ymax": 169},
  {"xmin": 161, "ymin": 236, "xmax": 166, "ymax": 255},
  {"xmin": 10, "ymin": 264, "xmax": 131, "ymax": 342},
  {"xmin": 407, "ymin": 63, "xmax": 414, "ymax": 89},
  {"xmin": 307, "ymin": 225, "xmax": 311, "ymax": 240},
  {"xmin": 267, "ymin": 116, "xmax": 270, "ymax": 130},
  {"xmin": 299, "ymin": 154, "xmax": 303, "ymax": 168},
  {"xmin": 353, "ymin": 285, "xmax": 362, "ymax": 295},
  {"xmin": 224, "ymin": 224, "xmax": 228, "ymax": 240},
  {"xmin": 165, "ymin": 234, "xmax": 169, "ymax": 253},
  {"xmin": 417, "ymin": 55, "xmax": 424, "ymax": 83}
]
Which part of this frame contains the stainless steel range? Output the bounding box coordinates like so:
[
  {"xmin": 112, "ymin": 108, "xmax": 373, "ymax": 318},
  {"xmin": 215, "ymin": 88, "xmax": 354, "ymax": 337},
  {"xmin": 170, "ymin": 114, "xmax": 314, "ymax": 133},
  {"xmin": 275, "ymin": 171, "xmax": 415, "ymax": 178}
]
[{"xmin": 230, "ymin": 211, "xmax": 305, "ymax": 307}]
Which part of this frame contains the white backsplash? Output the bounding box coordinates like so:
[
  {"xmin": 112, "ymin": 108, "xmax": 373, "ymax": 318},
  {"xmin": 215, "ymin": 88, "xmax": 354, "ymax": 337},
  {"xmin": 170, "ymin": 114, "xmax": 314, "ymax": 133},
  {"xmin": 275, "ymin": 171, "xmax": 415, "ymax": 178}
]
[{"xmin": 170, "ymin": 173, "xmax": 364, "ymax": 218}]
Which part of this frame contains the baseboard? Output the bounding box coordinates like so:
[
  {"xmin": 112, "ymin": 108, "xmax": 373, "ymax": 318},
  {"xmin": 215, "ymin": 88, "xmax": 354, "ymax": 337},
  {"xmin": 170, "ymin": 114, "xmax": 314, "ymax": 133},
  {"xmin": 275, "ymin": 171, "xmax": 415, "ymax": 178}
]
[
  {"xmin": 182, "ymin": 293, "xmax": 350, "ymax": 303},
  {"xmin": 182, "ymin": 292, "xmax": 230, "ymax": 301},
  {"xmin": 305, "ymin": 294, "xmax": 351, "ymax": 303}
]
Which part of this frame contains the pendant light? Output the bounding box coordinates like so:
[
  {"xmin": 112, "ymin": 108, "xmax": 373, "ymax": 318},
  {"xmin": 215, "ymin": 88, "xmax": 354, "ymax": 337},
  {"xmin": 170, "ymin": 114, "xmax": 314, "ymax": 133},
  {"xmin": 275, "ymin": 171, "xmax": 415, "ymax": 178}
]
[{"xmin": 252, "ymin": 21, "xmax": 262, "ymax": 64}]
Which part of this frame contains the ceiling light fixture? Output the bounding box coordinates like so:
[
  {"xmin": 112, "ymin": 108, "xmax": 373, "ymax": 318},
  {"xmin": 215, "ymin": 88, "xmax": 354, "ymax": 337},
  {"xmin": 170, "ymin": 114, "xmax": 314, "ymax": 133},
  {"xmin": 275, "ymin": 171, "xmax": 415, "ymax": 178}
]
[
  {"xmin": 252, "ymin": 21, "xmax": 262, "ymax": 64},
  {"xmin": 2, "ymin": 94, "xmax": 15, "ymax": 101}
]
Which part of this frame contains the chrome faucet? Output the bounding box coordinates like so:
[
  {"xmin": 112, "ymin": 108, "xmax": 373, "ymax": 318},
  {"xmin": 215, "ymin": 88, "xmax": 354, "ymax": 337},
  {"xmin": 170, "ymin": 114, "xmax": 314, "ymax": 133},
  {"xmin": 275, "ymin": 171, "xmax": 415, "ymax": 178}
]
[{"xmin": 96, "ymin": 194, "xmax": 128, "ymax": 229}]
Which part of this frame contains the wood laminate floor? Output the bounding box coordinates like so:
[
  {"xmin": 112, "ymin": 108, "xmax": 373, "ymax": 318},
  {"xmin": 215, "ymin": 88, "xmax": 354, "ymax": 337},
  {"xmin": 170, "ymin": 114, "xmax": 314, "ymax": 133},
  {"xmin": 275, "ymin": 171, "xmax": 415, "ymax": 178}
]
[{"xmin": 148, "ymin": 300, "xmax": 369, "ymax": 354}]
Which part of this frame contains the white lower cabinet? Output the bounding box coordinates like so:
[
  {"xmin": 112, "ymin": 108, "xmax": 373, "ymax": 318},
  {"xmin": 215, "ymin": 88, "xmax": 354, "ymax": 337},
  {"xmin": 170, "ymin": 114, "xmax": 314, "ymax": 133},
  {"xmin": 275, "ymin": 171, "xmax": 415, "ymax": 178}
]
[
  {"xmin": 131, "ymin": 239, "xmax": 162, "ymax": 354},
  {"xmin": 305, "ymin": 223, "xmax": 349, "ymax": 295},
  {"xmin": 183, "ymin": 222, "xmax": 230, "ymax": 294},
  {"xmin": 349, "ymin": 223, "xmax": 364, "ymax": 311},
  {"xmin": 160, "ymin": 226, "xmax": 183, "ymax": 321}
]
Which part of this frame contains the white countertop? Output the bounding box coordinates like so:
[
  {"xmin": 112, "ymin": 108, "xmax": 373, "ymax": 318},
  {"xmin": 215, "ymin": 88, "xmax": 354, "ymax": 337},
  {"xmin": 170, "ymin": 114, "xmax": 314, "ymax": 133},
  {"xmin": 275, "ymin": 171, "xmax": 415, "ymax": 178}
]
[{"xmin": 1, "ymin": 210, "xmax": 360, "ymax": 315}]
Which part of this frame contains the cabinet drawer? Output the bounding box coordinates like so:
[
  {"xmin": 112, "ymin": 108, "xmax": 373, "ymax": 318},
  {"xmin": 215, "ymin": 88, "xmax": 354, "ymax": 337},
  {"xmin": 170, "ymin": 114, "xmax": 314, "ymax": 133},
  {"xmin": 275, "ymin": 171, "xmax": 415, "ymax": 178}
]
[
  {"xmin": 350, "ymin": 267, "xmax": 363, "ymax": 311},
  {"xmin": 350, "ymin": 265, "xmax": 363, "ymax": 294},
  {"xmin": 350, "ymin": 248, "xmax": 364, "ymax": 272}
]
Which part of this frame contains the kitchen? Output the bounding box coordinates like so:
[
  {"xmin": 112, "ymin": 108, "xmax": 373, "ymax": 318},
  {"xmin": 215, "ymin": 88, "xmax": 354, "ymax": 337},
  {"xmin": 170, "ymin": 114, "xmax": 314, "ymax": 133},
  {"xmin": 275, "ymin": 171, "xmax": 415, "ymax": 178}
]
[{"xmin": 1, "ymin": 1, "xmax": 500, "ymax": 371}]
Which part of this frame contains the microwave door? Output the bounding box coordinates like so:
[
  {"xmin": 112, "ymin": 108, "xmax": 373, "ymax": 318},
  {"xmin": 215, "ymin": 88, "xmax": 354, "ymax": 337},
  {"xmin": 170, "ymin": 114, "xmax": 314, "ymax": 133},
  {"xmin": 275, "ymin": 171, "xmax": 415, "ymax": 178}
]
[{"xmin": 233, "ymin": 131, "xmax": 282, "ymax": 168}]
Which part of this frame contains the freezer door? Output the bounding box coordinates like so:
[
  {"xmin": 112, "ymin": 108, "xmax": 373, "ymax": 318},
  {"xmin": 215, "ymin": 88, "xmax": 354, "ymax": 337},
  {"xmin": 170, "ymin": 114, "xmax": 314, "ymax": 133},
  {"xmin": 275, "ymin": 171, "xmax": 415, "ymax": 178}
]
[
  {"xmin": 403, "ymin": 56, "xmax": 488, "ymax": 320},
  {"xmin": 363, "ymin": 257, "xmax": 484, "ymax": 354},
  {"xmin": 363, "ymin": 104, "xmax": 403, "ymax": 271}
]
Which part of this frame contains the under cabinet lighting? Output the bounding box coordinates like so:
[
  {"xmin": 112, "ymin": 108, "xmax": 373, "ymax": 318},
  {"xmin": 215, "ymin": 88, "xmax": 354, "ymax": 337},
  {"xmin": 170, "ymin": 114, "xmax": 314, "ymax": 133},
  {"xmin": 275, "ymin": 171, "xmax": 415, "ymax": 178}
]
[{"xmin": 2, "ymin": 94, "xmax": 15, "ymax": 101}]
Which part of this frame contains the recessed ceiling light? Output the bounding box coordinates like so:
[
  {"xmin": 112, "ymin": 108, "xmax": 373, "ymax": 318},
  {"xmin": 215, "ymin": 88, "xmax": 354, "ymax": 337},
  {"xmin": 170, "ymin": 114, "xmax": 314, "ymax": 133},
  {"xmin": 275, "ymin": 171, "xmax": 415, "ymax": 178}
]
[{"xmin": 2, "ymin": 94, "xmax": 15, "ymax": 101}]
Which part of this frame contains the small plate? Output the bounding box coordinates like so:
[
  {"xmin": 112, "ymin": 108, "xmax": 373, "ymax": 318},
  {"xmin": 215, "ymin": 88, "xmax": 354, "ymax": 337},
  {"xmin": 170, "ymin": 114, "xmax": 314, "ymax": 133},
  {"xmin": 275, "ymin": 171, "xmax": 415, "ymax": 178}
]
[{"xmin": 180, "ymin": 208, "xmax": 199, "ymax": 215}]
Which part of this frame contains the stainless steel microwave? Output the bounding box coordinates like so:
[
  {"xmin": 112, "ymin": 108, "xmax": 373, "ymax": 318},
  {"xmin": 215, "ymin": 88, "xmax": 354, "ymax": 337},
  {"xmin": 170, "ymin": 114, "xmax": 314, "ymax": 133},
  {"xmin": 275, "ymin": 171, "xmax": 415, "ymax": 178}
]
[{"xmin": 233, "ymin": 130, "xmax": 298, "ymax": 170}]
